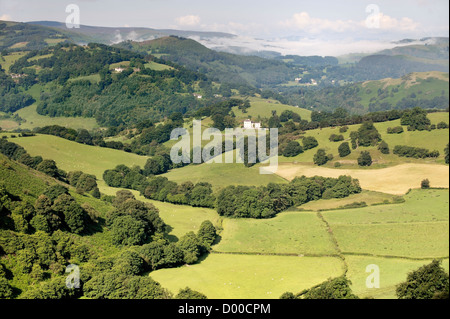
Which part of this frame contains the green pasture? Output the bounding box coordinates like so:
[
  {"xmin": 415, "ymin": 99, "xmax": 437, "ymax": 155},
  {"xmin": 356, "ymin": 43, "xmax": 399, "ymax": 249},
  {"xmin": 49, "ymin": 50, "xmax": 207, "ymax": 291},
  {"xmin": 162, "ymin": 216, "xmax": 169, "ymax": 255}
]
[{"xmin": 150, "ymin": 255, "xmax": 344, "ymax": 299}]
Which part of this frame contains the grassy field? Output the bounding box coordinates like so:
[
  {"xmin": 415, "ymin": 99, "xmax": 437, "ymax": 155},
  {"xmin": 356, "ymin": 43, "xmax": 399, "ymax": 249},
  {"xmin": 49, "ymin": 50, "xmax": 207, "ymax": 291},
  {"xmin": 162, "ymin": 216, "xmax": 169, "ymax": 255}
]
[
  {"xmin": 232, "ymin": 96, "xmax": 312, "ymax": 122},
  {"xmin": 151, "ymin": 201, "xmax": 221, "ymax": 241},
  {"xmin": 275, "ymin": 163, "xmax": 449, "ymax": 195},
  {"xmin": 150, "ymin": 255, "xmax": 344, "ymax": 299},
  {"xmin": 162, "ymin": 160, "xmax": 287, "ymax": 192},
  {"xmin": 6, "ymin": 134, "xmax": 149, "ymax": 190},
  {"xmin": 298, "ymin": 190, "xmax": 403, "ymax": 211},
  {"xmin": 323, "ymin": 189, "xmax": 449, "ymax": 259},
  {"xmin": 144, "ymin": 61, "xmax": 174, "ymax": 71},
  {"xmin": 214, "ymin": 211, "xmax": 337, "ymax": 256},
  {"xmin": 0, "ymin": 51, "xmax": 27, "ymax": 73},
  {"xmin": 345, "ymin": 256, "xmax": 449, "ymax": 299}
]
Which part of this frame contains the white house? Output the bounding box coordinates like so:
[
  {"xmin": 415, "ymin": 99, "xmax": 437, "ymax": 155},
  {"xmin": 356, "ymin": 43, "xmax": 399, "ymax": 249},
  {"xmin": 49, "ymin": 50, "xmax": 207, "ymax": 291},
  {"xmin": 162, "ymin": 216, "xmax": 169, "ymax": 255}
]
[
  {"xmin": 243, "ymin": 119, "xmax": 263, "ymax": 130},
  {"xmin": 114, "ymin": 67, "xmax": 125, "ymax": 73}
]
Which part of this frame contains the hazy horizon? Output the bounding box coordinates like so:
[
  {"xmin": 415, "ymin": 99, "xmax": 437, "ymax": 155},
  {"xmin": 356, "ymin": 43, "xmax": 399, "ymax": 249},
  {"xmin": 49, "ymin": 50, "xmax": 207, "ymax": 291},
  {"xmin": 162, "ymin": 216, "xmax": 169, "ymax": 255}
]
[{"xmin": 1, "ymin": 0, "xmax": 449, "ymax": 56}]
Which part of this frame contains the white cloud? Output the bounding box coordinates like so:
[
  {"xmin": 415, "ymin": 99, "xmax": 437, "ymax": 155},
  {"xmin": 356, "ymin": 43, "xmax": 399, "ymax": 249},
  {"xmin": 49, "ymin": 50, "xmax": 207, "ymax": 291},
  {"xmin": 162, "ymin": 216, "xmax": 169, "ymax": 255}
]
[
  {"xmin": 376, "ymin": 13, "xmax": 420, "ymax": 31},
  {"xmin": 175, "ymin": 15, "xmax": 201, "ymax": 27},
  {"xmin": 281, "ymin": 12, "xmax": 358, "ymax": 34},
  {"xmin": 280, "ymin": 11, "xmax": 420, "ymax": 34}
]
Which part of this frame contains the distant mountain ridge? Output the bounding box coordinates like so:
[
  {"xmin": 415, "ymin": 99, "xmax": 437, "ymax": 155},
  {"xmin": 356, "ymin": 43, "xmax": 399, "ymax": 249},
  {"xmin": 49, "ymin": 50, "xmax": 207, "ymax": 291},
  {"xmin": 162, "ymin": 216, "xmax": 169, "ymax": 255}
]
[{"xmin": 28, "ymin": 21, "xmax": 236, "ymax": 45}]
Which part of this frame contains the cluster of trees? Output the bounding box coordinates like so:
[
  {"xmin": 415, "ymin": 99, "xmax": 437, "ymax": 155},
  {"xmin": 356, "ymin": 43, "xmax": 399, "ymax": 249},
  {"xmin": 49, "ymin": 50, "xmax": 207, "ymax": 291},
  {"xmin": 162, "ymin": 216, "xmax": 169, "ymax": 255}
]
[
  {"xmin": 279, "ymin": 110, "xmax": 302, "ymax": 123},
  {"xmin": 216, "ymin": 175, "xmax": 361, "ymax": 219},
  {"xmin": 0, "ymin": 229, "xmax": 91, "ymax": 299},
  {"xmin": 396, "ymin": 260, "xmax": 449, "ymax": 299},
  {"xmin": 329, "ymin": 134, "xmax": 344, "ymax": 142},
  {"xmin": 393, "ymin": 145, "xmax": 440, "ymax": 159},
  {"xmin": 81, "ymin": 217, "xmax": 215, "ymax": 299},
  {"xmin": 387, "ymin": 126, "xmax": 404, "ymax": 134},
  {"xmin": 1, "ymin": 184, "xmax": 93, "ymax": 235},
  {"xmin": 357, "ymin": 151, "xmax": 373, "ymax": 167},
  {"xmin": 103, "ymin": 165, "xmax": 215, "ymax": 208},
  {"xmin": 105, "ymin": 190, "xmax": 166, "ymax": 246},
  {"xmin": 281, "ymin": 276, "xmax": 359, "ymax": 299},
  {"xmin": 314, "ymin": 149, "xmax": 334, "ymax": 166},
  {"xmin": 350, "ymin": 121, "xmax": 382, "ymax": 149},
  {"xmin": 10, "ymin": 43, "xmax": 144, "ymax": 83},
  {"xmin": 0, "ymin": 67, "xmax": 35, "ymax": 113},
  {"xmin": 6, "ymin": 43, "xmax": 217, "ymax": 127},
  {"xmin": 279, "ymin": 136, "xmax": 318, "ymax": 159},
  {"xmin": 401, "ymin": 107, "xmax": 432, "ymax": 131},
  {"xmin": 338, "ymin": 142, "xmax": 351, "ymax": 158},
  {"xmin": 67, "ymin": 171, "xmax": 100, "ymax": 198}
]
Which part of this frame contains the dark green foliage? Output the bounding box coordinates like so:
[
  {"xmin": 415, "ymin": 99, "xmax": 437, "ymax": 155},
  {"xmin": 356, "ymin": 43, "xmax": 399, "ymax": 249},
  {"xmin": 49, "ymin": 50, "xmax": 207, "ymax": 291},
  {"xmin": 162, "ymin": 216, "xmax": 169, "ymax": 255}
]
[
  {"xmin": 378, "ymin": 141, "xmax": 390, "ymax": 154},
  {"xmin": 329, "ymin": 134, "xmax": 344, "ymax": 142},
  {"xmin": 216, "ymin": 175, "xmax": 361, "ymax": 219},
  {"xmin": 110, "ymin": 215, "xmax": 147, "ymax": 246},
  {"xmin": 396, "ymin": 260, "xmax": 449, "ymax": 299},
  {"xmin": 75, "ymin": 129, "xmax": 93, "ymax": 145},
  {"xmin": 144, "ymin": 154, "xmax": 171, "ymax": 176},
  {"xmin": 176, "ymin": 287, "xmax": 208, "ymax": 299},
  {"xmin": 421, "ymin": 179, "xmax": 430, "ymax": 189},
  {"xmin": 302, "ymin": 136, "xmax": 319, "ymax": 150},
  {"xmin": 358, "ymin": 151, "xmax": 373, "ymax": 167},
  {"xmin": 30, "ymin": 44, "xmax": 210, "ymax": 127},
  {"xmin": 42, "ymin": 185, "xmax": 69, "ymax": 202},
  {"xmin": 36, "ymin": 160, "xmax": 60, "ymax": 178},
  {"xmin": 401, "ymin": 107, "xmax": 431, "ymax": 131},
  {"xmin": 106, "ymin": 193, "xmax": 165, "ymax": 246},
  {"xmin": 19, "ymin": 276, "xmax": 80, "ymax": 299},
  {"xmin": 387, "ymin": 126, "xmax": 404, "ymax": 134},
  {"xmin": 177, "ymin": 232, "xmax": 203, "ymax": 264},
  {"xmin": 314, "ymin": 149, "xmax": 333, "ymax": 166},
  {"xmin": 113, "ymin": 250, "xmax": 145, "ymax": 276},
  {"xmin": 67, "ymin": 171, "xmax": 99, "ymax": 195},
  {"xmin": 104, "ymin": 165, "xmax": 215, "ymax": 208},
  {"xmin": 282, "ymin": 141, "xmax": 303, "ymax": 157},
  {"xmin": 393, "ymin": 145, "xmax": 440, "ymax": 159},
  {"xmin": 197, "ymin": 220, "xmax": 217, "ymax": 247},
  {"xmin": 338, "ymin": 142, "xmax": 351, "ymax": 158},
  {"xmin": 0, "ymin": 276, "xmax": 13, "ymax": 299},
  {"xmin": 35, "ymin": 125, "xmax": 78, "ymax": 141},
  {"xmin": 437, "ymin": 122, "xmax": 449, "ymax": 129},
  {"xmin": 83, "ymin": 270, "xmax": 170, "ymax": 299},
  {"xmin": 280, "ymin": 110, "xmax": 301, "ymax": 123},
  {"xmin": 355, "ymin": 121, "xmax": 381, "ymax": 147},
  {"xmin": 296, "ymin": 276, "xmax": 359, "ymax": 299}
]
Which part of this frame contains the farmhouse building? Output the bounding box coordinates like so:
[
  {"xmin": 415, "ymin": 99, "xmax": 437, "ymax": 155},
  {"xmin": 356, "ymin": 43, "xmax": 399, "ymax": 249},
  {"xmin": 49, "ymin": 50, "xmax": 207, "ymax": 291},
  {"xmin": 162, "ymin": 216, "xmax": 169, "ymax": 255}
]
[{"xmin": 243, "ymin": 119, "xmax": 262, "ymax": 130}]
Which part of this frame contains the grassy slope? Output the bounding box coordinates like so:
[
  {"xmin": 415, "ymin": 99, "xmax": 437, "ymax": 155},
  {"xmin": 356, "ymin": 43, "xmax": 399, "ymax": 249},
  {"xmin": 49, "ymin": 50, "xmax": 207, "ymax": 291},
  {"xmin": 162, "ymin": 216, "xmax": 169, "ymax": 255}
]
[
  {"xmin": 11, "ymin": 84, "xmax": 100, "ymax": 131},
  {"xmin": 232, "ymin": 96, "xmax": 312, "ymax": 122},
  {"xmin": 278, "ymin": 112, "xmax": 449, "ymax": 165},
  {"xmin": 356, "ymin": 71, "xmax": 449, "ymax": 110},
  {"xmin": 5, "ymin": 134, "xmax": 149, "ymax": 191}
]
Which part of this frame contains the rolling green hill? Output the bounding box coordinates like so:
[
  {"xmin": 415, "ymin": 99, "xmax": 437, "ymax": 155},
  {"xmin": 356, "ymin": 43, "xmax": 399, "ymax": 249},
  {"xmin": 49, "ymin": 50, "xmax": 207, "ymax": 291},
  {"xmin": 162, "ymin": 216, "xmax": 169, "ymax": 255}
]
[{"xmin": 117, "ymin": 36, "xmax": 299, "ymax": 88}]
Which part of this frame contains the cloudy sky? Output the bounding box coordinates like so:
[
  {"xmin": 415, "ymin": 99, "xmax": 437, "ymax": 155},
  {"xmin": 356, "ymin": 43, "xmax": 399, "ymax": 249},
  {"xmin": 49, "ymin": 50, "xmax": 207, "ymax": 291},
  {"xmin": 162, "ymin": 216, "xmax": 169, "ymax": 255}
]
[{"xmin": 1, "ymin": 0, "xmax": 448, "ymax": 55}]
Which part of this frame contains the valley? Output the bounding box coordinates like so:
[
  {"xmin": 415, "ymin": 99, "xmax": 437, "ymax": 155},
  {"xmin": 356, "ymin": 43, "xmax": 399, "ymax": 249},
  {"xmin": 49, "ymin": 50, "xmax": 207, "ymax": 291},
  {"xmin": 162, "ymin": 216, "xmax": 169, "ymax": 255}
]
[{"xmin": 0, "ymin": 15, "xmax": 449, "ymax": 302}]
